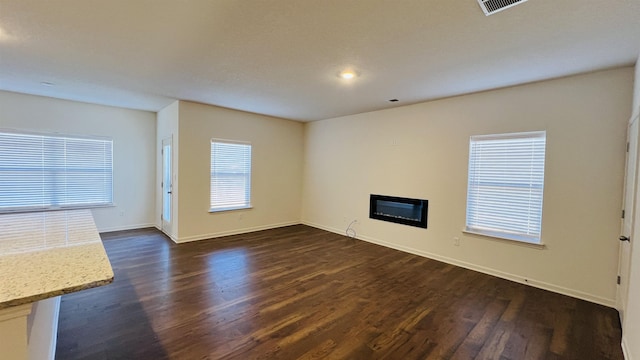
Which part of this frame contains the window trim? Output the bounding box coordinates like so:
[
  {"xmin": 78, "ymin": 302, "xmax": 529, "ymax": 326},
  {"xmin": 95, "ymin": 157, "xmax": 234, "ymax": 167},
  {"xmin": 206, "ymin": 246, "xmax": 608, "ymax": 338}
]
[
  {"xmin": 462, "ymin": 229, "xmax": 547, "ymax": 249},
  {"xmin": 208, "ymin": 205, "xmax": 253, "ymax": 214},
  {"xmin": 464, "ymin": 130, "xmax": 546, "ymax": 245},
  {"xmin": 0, "ymin": 129, "xmax": 114, "ymax": 214},
  {"xmin": 209, "ymin": 138, "xmax": 252, "ymax": 213}
]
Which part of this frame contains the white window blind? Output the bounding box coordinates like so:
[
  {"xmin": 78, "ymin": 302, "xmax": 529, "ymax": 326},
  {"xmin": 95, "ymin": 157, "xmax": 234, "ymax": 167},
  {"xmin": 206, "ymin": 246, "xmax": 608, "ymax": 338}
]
[
  {"xmin": 210, "ymin": 140, "xmax": 252, "ymax": 212},
  {"xmin": 0, "ymin": 130, "xmax": 113, "ymax": 213},
  {"xmin": 465, "ymin": 131, "xmax": 546, "ymax": 244}
]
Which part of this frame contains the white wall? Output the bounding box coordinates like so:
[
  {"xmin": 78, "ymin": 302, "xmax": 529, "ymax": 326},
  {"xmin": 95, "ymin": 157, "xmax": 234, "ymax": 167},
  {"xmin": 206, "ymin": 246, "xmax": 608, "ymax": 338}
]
[
  {"xmin": 302, "ymin": 68, "xmax": 633, "ymax": 306},
  {"xmin": 156, "ymin": 101, "xmax": 180, "ymax": 240},
  {"xmin": 0, "ymin": 91, "xmax": 156, "ymax": 232},
  {"xmin": 624, "ymin": 54, "xmax": 640, "ymax": 360},
  {"xmin": 174, "ymin": 101, "xmax": 304, "ymax": 242}
]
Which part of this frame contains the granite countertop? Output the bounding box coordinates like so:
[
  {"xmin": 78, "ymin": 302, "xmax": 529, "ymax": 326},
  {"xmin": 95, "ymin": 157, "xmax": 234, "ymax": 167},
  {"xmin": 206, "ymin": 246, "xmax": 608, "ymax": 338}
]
[{"xmin": 0, "ymin": 209, "xmax": 114, "ymax": 309}]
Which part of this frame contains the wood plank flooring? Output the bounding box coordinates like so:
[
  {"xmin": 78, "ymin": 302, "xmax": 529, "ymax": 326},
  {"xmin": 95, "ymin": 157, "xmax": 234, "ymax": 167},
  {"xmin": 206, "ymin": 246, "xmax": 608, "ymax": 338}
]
[{"xmin": 56, "ymin": 225, "xmax": 623, "ymax": 359}]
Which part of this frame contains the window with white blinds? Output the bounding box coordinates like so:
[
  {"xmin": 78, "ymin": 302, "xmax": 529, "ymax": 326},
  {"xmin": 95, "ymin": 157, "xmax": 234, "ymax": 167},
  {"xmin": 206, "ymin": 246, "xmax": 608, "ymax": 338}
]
[
  {"xmin": 210, "ymin": 139, "xmax": 252, "ymax": 212},
  {"xmin": 465, "ymin": 131, "xmax": 546, "ymax": 244},
  {"xmin": 0, "ymin": 130, "xmax": 113, "ymax": 213}
]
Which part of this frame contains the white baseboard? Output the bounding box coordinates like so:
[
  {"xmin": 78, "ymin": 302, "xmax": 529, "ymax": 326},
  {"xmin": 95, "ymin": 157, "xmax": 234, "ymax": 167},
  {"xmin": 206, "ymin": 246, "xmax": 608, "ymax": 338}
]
[
  {"xmin": 302, "ymin": 221, "xmax": 616, "ymax": 308},
  {"xmin": 622, "ymin": 336, "xmax": 630, "ymax": 360},
  {"xmin": 154, "ymin": 225, "xmax": 179, "ymax": 243},
  {"xmin": 97, "ymin": 223, "xmax": 156, "ymax": 233},
  {"xmin": 174, "ymin": 221, "xmax": 300, "ymax": 244}
]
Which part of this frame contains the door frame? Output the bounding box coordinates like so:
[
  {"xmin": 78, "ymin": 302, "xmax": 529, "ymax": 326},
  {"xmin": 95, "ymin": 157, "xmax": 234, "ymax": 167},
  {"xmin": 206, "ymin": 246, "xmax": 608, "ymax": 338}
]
[
  {"xmin": 161, "ymin": 136, "xmax": 173, "ymax": 236},
  {"xmin": 618, "ymin": 114, "xmax": 639, "ymax": 318}
]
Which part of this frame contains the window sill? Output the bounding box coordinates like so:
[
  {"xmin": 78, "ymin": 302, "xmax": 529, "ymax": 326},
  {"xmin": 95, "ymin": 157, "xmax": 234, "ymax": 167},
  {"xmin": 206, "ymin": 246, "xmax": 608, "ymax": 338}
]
[
  {"xmin": 462, "ymin": 229, "xmax": 546, "ymax": 249},
  {"xmin": 0, "ymin": 203, "xmax": 115, "ymax": 215},
  {"xmin": 209, "ymin": 206, "xmax": 253, "ymax": 213}
]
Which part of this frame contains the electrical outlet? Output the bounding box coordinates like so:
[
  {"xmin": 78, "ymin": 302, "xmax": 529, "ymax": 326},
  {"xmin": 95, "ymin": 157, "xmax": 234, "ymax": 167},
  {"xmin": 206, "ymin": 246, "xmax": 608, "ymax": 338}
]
[
  {"xmin": 453, "ymin": 237, "xmax": 460, "ymax": 246},
  {"xmin": 119, "ymin": 211, "xmax": 124, "ymax": 217}
]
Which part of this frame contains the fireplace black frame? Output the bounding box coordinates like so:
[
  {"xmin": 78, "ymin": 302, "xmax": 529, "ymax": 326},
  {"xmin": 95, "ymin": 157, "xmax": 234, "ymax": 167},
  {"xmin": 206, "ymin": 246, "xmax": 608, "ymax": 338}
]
[{"xmin": 369, "ymin": 194, "xmax": 428, "ymax": 229}]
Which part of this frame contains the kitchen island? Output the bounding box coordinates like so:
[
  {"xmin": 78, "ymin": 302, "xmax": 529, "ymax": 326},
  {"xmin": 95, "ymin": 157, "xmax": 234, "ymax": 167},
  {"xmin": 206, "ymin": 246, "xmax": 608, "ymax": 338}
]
[{"xmin": 0, "ymin": 209, "xmax": 113, "ymax": 360}]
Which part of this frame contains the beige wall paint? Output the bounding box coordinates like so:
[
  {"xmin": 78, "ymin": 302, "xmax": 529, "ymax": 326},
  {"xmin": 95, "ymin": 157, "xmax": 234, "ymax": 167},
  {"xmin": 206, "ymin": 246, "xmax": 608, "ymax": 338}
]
[
  {"xmin": 0, "ymin": 91, "xmax": 156, "ymax": 232},
  {"xmin": 302, "ymin": 68, "xmax": 633, "ymax": 306},
  {"xmin": 156, "ymin": 101, "xmax": 180, "ymax": 240},
  {"xmin": 175, "ymin": 101, "xmax": 303, "ymax": 241},
  {"xmin": 623, "ymin": 54, "xmax": 640, "ymax": 360},
  {"xmin": 634, "ymin": 53, "xmax": 640, "ymax": 119}
]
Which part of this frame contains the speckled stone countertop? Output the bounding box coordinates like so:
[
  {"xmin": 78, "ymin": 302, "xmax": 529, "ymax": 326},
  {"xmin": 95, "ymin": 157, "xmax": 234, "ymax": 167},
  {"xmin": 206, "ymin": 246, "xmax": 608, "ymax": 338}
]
[{"xmin": 0, "ymin": 209, "xmax": 114, "ymax": 309}]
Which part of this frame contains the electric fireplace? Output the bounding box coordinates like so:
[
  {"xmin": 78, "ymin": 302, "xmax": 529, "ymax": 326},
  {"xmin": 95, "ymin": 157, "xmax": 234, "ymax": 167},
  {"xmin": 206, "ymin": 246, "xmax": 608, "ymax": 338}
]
[{"xmin": 369, "ymin": 194, "xmax": 428, "ymax": 228}]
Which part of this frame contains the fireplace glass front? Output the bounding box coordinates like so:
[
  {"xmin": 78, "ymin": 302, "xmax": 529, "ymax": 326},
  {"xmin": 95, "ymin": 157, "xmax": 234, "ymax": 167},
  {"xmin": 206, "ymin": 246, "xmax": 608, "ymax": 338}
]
[{"xmin": 369, "ymin": 194, "xmax": 428, "ymax": 228}]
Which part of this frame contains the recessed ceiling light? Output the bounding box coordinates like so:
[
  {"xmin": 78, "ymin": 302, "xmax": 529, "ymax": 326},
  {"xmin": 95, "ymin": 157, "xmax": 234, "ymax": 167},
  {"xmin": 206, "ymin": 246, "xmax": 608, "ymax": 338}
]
[
  {"xmin": 40, "ymin": 81, "xmax": 55, "ymax": 87},
  {"xmin": 0, "ymin": 26, "xmax": 15, "ymax": 42},
  {"xmin": 339, "ymin": 70, "xmax": 357, "ymax": 80}
]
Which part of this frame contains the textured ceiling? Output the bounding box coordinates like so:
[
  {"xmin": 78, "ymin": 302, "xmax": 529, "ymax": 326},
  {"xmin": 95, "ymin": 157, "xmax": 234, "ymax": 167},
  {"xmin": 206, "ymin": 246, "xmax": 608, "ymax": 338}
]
[{"xmin": 0, "ymin": 0, "xmax": 639, "ymax": 122}]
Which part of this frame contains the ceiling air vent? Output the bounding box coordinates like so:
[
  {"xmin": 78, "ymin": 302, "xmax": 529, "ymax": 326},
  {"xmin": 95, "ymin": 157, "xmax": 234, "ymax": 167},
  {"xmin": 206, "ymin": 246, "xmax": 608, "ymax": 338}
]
[{"xmin": 477, "ymin": 0, "xmax": 528, "ymax": 16}]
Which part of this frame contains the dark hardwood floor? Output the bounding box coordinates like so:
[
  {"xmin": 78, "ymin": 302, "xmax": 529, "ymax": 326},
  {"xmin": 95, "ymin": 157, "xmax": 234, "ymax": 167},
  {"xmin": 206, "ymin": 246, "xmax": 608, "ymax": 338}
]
[{"xmin": 56, "ymin": 225, "xmax": 623, "ymax": 359}]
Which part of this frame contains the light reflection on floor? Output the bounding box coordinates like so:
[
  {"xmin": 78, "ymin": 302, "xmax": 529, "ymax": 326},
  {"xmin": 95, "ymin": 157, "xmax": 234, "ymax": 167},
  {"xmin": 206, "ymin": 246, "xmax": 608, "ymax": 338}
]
[{"xmin": 206, "ymin": 248, "xmax": 252, "ymax": 302}]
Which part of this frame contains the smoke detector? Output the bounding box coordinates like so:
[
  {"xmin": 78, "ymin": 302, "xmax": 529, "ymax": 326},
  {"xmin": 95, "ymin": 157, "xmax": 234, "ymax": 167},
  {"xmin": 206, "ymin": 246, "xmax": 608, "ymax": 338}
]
[{"xmin": 477, "ymin": 0, "xmax": 528, "ymax": 16}]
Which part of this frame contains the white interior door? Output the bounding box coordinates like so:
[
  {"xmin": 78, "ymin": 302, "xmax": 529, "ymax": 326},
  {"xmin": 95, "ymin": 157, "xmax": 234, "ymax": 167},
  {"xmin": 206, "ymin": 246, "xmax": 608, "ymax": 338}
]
[
  {"xmin": 618, "ymin": 115, "xmax": 638, "ymax": 318},
  {"xmin": 161, "ymin": 137, "xmax": 173, "ymax": 235}
]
